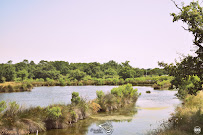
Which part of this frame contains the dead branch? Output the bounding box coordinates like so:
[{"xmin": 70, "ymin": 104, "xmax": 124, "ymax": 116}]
[{"xmin": 171, "ymin": 0, "xmax": 182, "ymax": 11}]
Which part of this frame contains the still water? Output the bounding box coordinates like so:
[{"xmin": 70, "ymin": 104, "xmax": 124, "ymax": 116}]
[{"xmin": 0, "ymin": 86, "xmax": 181, "ymax": 135}]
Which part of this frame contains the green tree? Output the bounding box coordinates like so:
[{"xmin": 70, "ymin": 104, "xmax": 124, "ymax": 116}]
[
  {"xmin": 17, "ymin": 69, "xmax": 28, "ymax": 81},
  {"xmin": 105, "ymin": 68, "xmax": 117, "ymax": 76},
  {"xmin": 159, "ymin": 1, "xmax": 203, "ymax": 98},
  {"xmin": 0, "ymin": 64, "xmax": 16, "ymax": 82},
  {"xmin": 71, "ymin": 92, "xmax": 81, "ymax": 105},
  {"xmin": 51, "ymin": 61, "xmax": 69, "ymax": 75},
  {"xmin": 119, "ymin": 61, "xmax": 136, "ymax": 79},
  {"xmin": 171, "ymin": 1, "xmax": 203, "ymax": 79},
  {"xmin": 69, "ymin": 69, "xmax": 86, "ymax": 81}
]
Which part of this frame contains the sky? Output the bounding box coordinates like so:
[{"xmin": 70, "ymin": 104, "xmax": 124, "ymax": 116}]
[{"xmin": 0, "ymin": 0, "xmax": 198, "ymax": 68}]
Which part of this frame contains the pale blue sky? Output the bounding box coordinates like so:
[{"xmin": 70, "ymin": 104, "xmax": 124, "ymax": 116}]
[{"xmin": 0, "ymin": 0, "xmax": 197, "ymax": 68}]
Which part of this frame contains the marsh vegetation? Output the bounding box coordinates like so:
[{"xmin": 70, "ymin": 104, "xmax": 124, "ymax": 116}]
[{"xmin": 0, "ymin": 84, "xmax": 140, "ymax": 134}]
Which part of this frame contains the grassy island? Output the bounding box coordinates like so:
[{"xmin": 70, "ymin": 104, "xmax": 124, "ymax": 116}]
[{"xmin": 0, "ymin": 84, "xmax": 140, "ymax": 135}]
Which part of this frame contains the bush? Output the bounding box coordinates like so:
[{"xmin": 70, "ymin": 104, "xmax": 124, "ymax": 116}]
[
  {"xmin": 96, "ymin": 79, "xmax": 104, "ymax": 85},
  {"xmin": 78, "ymin": 82, "xmax": 83, "ymax": 86},
  {"xmin": 14, "ymin": 77, "xmax": 22, "ymax": 82},
  {"xmin": 78, "ymin": 98, "xmax": 88, "ymax": 117},
  {"xmin": 125, "ymin": 78, "xmax": 134, "ymax": 83},
  {"xmin": 96, "ymin": 90, "xmax": 104, "ymax": 99},
  {"xmin": 26, "ymin": 83, "xmax": 33, "ymax": 89},
  {"xmin": 36, "ymin": 78, "xmax": 44, "ymax": 82},
  {"xmin": 70, "ymin": 110, "xmax": 77, "ymax": 122},
  {"xmin": 119, "ymin": 78, "xmax": 125, "ymax": 85},
  {"xmin": 47, "ymin": 106, "xmax": 62, "ymax": 120},
  {"xmin": 83, "ymin": 75, "xmax": 92, "ymax": 81},
  {"xmin": 1, "ymin": 102, "xmax": 20, "ymax": 128},
  {"xmin": 0, "ymin": 101, "xmax": 7, "ymax": 113},
  {"xmin": 96, "ymin": 84, "xmax": 140, "ymax": 112},
  {"xmin": 153, "ymin": 80, "xmax": 171, "ymax": 90},
  {"xmin": 177, "ymin": 75, "xmax": 202, "ymax": 99},
  {"xmin": 89, "ymin": 101, "xmax": 101, "ymax": 113},
  {"xmin": 1, "ymin": 77, "xmax": 6, "ymax": 83},
  {"xmin": 8, "ymin": 85, "xmax": 14, "ymax": 92},
  {"xmin": 58, "ymin": 78, "xmax": 66, "ymax": 86},
  {"xmin": 71, "ymin": 92, "xmax": 81, "ymax": 105},
  {"xmin": 20, "ymin": 83, "xmax": 27, "ymax": 91},
  {"xmin": 112, "ymin": 78, "xmax": 119, "ymax": 85},
  {"xmin": 8, "ymin": 101, "xmax": 20, "ymax": 115},
  {"xmin": 46, "ymin": 78, "xmax": 55, "ymax": 86}
]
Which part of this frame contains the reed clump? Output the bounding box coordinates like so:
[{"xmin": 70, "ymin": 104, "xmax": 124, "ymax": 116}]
[{"xmin": 96, "ymin": 84, "xmax": 141, "ymax": 112}]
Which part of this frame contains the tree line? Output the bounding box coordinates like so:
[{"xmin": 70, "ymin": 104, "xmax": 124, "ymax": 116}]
[{"xmin": 0, "ymin": 60, "xmax": 167, "ymax": 83}]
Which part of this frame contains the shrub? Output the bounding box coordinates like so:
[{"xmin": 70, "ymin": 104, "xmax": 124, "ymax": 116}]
[
  {"xmin": 111, "ymin": 87, "xmax": 123, "ymax": 97},
  {"xmin": 26, "ymin": 83, "xmax": 33, "ymax": 89},
  {"xmin": 89, "ymin": 101, "xmax": 101, "ymax": 113},
  {"xmin": 78, "ymin": 98, "xmax": 88, "ymax": 117},
  {"xmin": 1, "ymin": 102, "xmax": 20, "ymax": 128},
  {"xmin": 119, "ymin": 78, "xmax": 125, "ymax": 85},
  {"xmin": 125, "ymin": 78, "xmax": 134, "ymax": 83},
  {"xmin": 70, "ymin": 110, "xmax": 77, "ymax": 122},
  {"xmin": 71, "ymin": 92, "xmax": 81, "ymax": 105},
  {"xmin": 47, "ymin": 106, "xmax": 62, "ymax": 120},
  {"xmin": 96, "ymin": 90, "xmax": 104, "ymax": 99},
  {"xmin": 0, "ymin": 101, "xmax": 7, "ymax": 113},
  {"xmin": 36, "ymin": 78, "xmax": 44, "ymax": 82},
  {"xmin": 177, "ymin": 75, "xmax": 202, "ymax": 99},
  {"xmin": 97, "ymin": 79, "xmax": 104, "ymax": 85},
  {"xmin": 96, "ymin": 84, "xmax": 140, "ymax": 112},
  {"xmin": 78, "ymin": 82, "xmax": 83, "ymax": 86},
  {"xmin": 8, "ymin": 85, "xmax": 14, "ymax": 92},
  {"xmin": 153, "ymin": 80, "xmax": 171, "ymax": 90},
  {"xmin": 83, "ymin": 75, "xmax": 92, "ymax": 81},
  {"xmin": 8, "ymin": 101, "xmax": 20, "ymax": 115},
  {"xmin": 14, "ymin": 77, "xmax": 22, "ymax": 83},
  {"xmin": 112, "ymin": 78, "xmax": 119, "ymax": 85},
  {"xmin": 20, "ymin": 83, "xmax": 28, "ymax": 91},
  {"xmin": 46, "ymin": 78, "xmax": 55, "ymax": 86},
  {"xmin": 58, "ymin": 78, "xmax": 66, "ymax": 86},
  {"xmin": 111, "ymin": 84, "xmax": 140, "ymax": 102},
  {"xmin": 1, "ymin": 77, "xmax": 6, "ymax": 83}
]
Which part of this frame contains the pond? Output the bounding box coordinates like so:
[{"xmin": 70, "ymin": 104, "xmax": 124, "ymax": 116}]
[{"xmin": 0, "ymin": 86, "xmax": 181, "ymax": 135}]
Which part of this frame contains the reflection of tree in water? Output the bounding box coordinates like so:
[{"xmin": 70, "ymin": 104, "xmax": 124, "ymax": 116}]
[{"xmin": 38, "ymin": 104, "xmax": 137, "ymax": 135}]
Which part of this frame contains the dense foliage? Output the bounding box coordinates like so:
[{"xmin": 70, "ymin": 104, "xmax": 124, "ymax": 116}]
[{"xmin": 0, "ymin": 60, "xmax": 167, "ymax": 83}]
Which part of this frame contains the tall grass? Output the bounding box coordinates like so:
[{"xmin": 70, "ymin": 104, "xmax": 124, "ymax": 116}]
[{"xmin": 151, "ymin": 90, "xmax": 203, "ymax": 135}]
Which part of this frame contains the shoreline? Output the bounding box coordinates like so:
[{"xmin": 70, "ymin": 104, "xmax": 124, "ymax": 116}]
[{"xmin": 0, "ymin": 76, "xmax": 172, "ymax": 93}]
